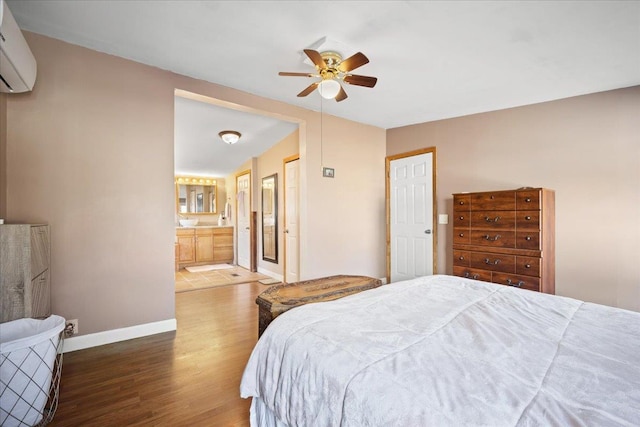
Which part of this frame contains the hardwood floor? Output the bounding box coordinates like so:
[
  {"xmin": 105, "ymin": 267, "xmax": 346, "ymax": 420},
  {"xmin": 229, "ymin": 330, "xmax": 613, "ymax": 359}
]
[{"xmin": 50, "ymin": 282, "xmax": 266, "ymax": 426}]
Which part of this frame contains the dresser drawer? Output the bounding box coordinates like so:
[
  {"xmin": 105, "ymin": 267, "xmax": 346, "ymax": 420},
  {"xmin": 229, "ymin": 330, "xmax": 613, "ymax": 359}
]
[
  {"xmin": 492, "ymin": 272, "xmax": 540, "ymax": 292},
  {"xmin": 516, "ymin": 256, "xmax": 541, "ymax": 277},
  {"xmin": 195, "ymin": 227, "xmax": 214, "ymax": 237},
  {"xmin": 213, "ymin": 235, "xmax": 233, "ymax": 247},
  {"xmin": 453, "ymin": 250, "xmax": 470, "ymax": 267},
  {"xmin": 517, "ymin": 190, "xmax": 540, "ymax": 210},
  {"xmin": 454, "ymin": 212, "xmax": 470, "ymax": 228},
  {"xmin": 470, "ymin": 252, "xmax": 515, "ymax": 274},
  {"xmin": 213, "ymin": 248, "xmax": 234, "ymax": 263},
  {"xmin": 470, "ymin": 210, "xmax": 515, "ymax": 229},
  {"xmin": 516, "ymin": 211, "xmax": 540, "ymax": 230},
  {"xmin": 30, "ymin": 226, "xmax": 50, "ymax": 279},
  {"xmin": 453, "ymin": 195, "xmax": 471, "ymax": 213},
  {"xmin": 176, "ymin": 228, "xmax": 195, "ymax": 237},
  {"xmin": 516, "ymin": 231, "xmax": 541, "ymax": 250},
  {"xmin": 30, "ymin": 270, "xmax": 51, "ymax": 319},
  {"xmin": 453, "ymin": 266, "xmax": 491, "ymax": 282},
  {"xmin": 470, "ymin": 230, "xmax": 515, "ymax": 248},
  {"xmin": 471, "ymin": 191, "xmax": 515, "ymax": 211},
  {"xmin": 453, "ymin": 230, "xmax": 470, "ymax": 244}
]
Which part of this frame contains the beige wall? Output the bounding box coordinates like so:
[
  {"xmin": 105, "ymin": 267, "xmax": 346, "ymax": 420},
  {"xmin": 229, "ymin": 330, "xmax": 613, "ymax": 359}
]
[
  {"xmin": 304, "ymin": 113, "xmax": 387, "ymax": 279},
  {"xmin": 6, "ymin": 33, "xmax": 177, "ymax": 334},
  {"xmin": 0, "ymin": 93, "xmax": 6, "ymax": 218},
  {"xmin": 6, "ymin": 32, "xmax": 386, "ymax": 336},
  {"xmin": 256, "ymin": 130, "xmax": 299, "ymax": 277},
  {"xmin": 387, "ymin": 86, "xmax": 640, "ymax": 311}
]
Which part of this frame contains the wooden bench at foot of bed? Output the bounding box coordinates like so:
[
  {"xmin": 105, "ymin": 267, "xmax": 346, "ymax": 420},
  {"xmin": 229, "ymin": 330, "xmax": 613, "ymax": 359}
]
[{"xmin": 256, "ymin": 275, "xmax": 383, "ymax": 337}]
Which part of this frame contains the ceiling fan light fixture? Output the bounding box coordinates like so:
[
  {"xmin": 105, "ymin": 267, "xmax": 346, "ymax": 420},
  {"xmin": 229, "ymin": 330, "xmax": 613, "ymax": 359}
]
[
  {"xmin": 219, "ymin": 130, "xmax": 241, "ymax": 144},
  {"xmin": 318, "ymin": 79, "xmax": 341, "ymax": 99}
]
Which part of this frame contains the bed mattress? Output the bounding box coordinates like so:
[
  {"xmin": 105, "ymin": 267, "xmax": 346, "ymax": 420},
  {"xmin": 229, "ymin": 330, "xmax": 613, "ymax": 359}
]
[{"xmin": 241, "ymin": 275, "xmax": 640, "ymax": 426}]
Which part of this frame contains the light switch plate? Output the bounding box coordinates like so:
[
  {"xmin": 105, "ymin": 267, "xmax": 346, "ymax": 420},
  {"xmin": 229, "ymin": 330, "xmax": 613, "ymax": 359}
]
[{"xmin": 438, "ymin": 214, "xmax": 449, "ymax": 225}]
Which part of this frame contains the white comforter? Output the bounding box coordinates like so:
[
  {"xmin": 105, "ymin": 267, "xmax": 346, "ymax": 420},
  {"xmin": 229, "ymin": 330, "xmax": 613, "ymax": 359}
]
[{"xmin": 240, "ymin": 275, "xmax": 640, "ymax": 426}]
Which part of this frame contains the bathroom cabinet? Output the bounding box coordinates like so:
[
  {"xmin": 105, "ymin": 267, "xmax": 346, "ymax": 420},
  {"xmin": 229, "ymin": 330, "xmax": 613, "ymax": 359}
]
[
  {"xmin": 176, "ymin": 226, "xmax": 233, "ymax": 269},
  {"xmin": 176, "ymin": 228, "xmax": 196, "ymax": 264}
]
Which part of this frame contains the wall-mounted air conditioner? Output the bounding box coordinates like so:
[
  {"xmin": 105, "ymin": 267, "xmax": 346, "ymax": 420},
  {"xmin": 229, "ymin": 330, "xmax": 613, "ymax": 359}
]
[{"xmin": 0, "ymin": 0, "xmax": 37, "ymax": 93}]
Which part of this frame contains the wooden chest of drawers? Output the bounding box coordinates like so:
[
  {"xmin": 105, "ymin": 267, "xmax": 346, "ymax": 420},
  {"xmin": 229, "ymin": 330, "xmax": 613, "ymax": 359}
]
[{"xmin": 452, "ymin": 188, "xmax": 555, "ymax": 294}]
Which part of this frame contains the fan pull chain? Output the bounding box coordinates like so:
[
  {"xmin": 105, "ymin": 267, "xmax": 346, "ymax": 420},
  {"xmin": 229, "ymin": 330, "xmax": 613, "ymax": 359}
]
[{"xmin": 320, "ymin": 96, "xmax": 323, "ymax": 172}]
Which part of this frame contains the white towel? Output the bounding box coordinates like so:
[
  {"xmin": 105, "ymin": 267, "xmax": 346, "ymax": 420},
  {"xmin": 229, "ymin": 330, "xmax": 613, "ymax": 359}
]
[{"xmin": 224, "ymin": 200, "xmax": 232, "ymax": 220}]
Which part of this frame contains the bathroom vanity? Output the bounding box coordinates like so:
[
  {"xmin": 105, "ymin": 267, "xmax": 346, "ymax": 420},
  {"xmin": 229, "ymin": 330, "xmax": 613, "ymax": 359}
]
[{"xmin": 175, "ymin": 226, "xmax": 233, "ymax": 270}]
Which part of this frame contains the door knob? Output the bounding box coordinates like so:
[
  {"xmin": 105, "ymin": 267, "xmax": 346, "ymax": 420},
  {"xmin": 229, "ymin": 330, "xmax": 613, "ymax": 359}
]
[
  {"xmin": 424, "ymin": 229, "xmax": 432, "ymax": 234},
  {"xmin": 245, "ymin": 227, "xmax": 250, "ymax": 230},
  {"xmin": 284, "ymin": 229, "xmax": 289, "ymax": 233}
]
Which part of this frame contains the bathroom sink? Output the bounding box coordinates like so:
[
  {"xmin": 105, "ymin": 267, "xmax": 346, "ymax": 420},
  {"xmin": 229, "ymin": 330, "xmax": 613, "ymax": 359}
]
[{"xmin": 179, "ymin": 219, "xmax": 199, "ymax": 227}]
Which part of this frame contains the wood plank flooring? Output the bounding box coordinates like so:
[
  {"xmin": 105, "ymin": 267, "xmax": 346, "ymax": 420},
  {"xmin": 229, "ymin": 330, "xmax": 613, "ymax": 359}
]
[{"xmin": 49, "ymin": 282, "xmax": 266, "ymax": 426}]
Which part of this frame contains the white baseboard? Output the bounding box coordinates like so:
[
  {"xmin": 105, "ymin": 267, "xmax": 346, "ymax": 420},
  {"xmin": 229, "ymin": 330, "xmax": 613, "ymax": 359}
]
[
  {"xmin": 62, "ymin": 318, "xmax": 177, "ymax": 353},
  {"xmin": 257, "ymin": 268, "xmax": 283, "ymax": 282},
  {"xmin": 379, "ymin": 277, "xmax": 388, "ymax": 285}
]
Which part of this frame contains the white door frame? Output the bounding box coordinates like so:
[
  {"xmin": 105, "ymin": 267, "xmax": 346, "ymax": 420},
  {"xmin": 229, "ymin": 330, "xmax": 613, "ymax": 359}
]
[
  {"xmin": 283, "ymin": 154, "xmax": 300, "ymax": 283},
  {"xmin": 386, "ymin": 147, "xmax": 437, "ymax": 283},
  {"xmin": 236, "ymin": 170, "xmax": 251, "ymax": 269}
]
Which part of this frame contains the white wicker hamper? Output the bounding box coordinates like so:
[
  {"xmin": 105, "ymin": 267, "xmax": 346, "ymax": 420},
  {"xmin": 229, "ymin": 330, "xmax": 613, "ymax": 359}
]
[{"xmin": 0, "ymin": 315, "xmax": 65, "ymax": 427}]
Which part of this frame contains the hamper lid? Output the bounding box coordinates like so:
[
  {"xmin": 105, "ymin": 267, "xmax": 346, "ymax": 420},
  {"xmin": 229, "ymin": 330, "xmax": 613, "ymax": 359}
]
[{"xmin": 0, "ymin": 315, "xmax": 65, "ymax": 353}]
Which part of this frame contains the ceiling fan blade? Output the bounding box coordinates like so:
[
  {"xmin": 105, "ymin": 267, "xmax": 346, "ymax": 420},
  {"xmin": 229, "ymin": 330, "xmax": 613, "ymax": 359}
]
[
  {"xmin": 303, "ymin": 49, "xmax": 327, "ymax": 70},
  {"xmin": 343, "ymin": 74, "xmax": 378, "ymax": 88},
  {"xmin": 338, "ymin": 52, "xmax": 369, "ymax": 73},
  {"xmin": 297, "ymin": 82, "xmax": 319, "ymax": 97},
  {"xmin": 279, "ymin": 72, "xmax": 315, "ymax": 77},
  {"xmin": 335, "ymin": 85, "xmax": 348, "ymax": 102}
]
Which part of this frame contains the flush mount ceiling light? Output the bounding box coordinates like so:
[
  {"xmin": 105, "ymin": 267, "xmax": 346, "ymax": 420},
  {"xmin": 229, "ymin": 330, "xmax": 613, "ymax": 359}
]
[{"xmin": 219, "ymin": 130, "xmax": 241, "ymax": 144}]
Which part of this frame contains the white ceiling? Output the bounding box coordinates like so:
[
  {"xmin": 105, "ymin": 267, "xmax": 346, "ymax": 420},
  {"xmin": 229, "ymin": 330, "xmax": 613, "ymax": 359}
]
[
  {"xmin": 6, "ymin": 0, "xmax": 640, "ymax": 175},
  {"xmin": 174, "ymin": 96, "xmax": 298, "ymax": 177}
]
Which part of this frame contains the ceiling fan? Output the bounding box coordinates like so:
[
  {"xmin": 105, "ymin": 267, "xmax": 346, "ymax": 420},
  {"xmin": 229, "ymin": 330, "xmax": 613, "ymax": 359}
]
[{"xmin": 279, "ymin": 49, "xmax": 378, "ymax": 102}]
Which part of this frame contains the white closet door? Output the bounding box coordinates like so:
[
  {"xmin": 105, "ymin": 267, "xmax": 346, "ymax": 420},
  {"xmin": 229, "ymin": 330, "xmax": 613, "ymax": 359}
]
[
  {"xmin": 390, "ymin": 152, "xmax": 434, "ymax": 282},
  {"xmin": 284, "ymin": 159, "xmax": 299, "ymax": 283}
]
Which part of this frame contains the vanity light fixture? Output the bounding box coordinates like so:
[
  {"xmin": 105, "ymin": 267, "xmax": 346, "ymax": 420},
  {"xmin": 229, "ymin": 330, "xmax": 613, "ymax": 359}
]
[{"xmin": 219, "ymin": 130, "xmax": 242, "ymax": 145}]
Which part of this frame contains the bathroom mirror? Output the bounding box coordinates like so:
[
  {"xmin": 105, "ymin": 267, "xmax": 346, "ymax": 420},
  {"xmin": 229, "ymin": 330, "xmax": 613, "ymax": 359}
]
[
  {"xmin": 175, "ymin": 176, "xmax": 217, "ymax": 214},
  {"xmin": 262, "ymin": 174, "xmax": 278, "ymax": 263}
]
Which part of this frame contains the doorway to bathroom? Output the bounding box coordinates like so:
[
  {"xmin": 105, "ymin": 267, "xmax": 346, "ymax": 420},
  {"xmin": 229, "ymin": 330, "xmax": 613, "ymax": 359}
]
[{"xmin": 173, "ymin": 89, "xmax": 302, "ymax": 292}]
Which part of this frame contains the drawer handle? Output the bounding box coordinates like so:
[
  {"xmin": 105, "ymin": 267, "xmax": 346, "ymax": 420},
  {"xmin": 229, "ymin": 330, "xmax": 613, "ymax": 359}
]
[
  {"xmin": 473, "ymin": 274, "xmax": 479, "ymax": 280},
  {"xmin": 484, "ymin": 216, "xmax": 501, "ymax": 223},
  {"xmin": 483, "ymin": 234, "xmax": 501, "ymax": 241},
  {"xmin": 459, "ymin": 256, "xmax": 465, "ymax": 261},
  {"xmin": 490, "ymin": 195, "xmax": 494, "ymax": 199},
  {"xmin": 507, "ymin": 279, "xmax": 524, "ymax": 288},
  {"xmin": 459, "ymin": 233, "xmax": 465, "ymax": 237},
  {"xmin": 484, "ymin": 258, "xmax": 500, "ymax": 265},
  {"xmin": 459, "ymin": 201, "xmax": 465, "ymax": 205},
  {"xmin": 525, "ymin": 198, "xmax": 531, "ymax": 202},
  {"xmin": 525, "ymin": 236, "xmax": 532, "ymax": 241},
  {"xmin": 525, "ymin": 264, "xmax": 531, "ymax": 268},
  {"xmin": 459, "ymin": 216, "xmax": 464, "ymax": 220},
  {"xmin": 465, "ymin": 272, "xmax": 479, "ymax": 280},
  {"xmin": 525, "ymin": 216, "xmax": 531, "ymax": 220}
]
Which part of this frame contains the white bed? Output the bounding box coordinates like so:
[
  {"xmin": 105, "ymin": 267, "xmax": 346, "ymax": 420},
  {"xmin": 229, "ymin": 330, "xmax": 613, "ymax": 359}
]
[{"xmin": 240, "ymin": 275, "xmax": 640, "ymax": 426}]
